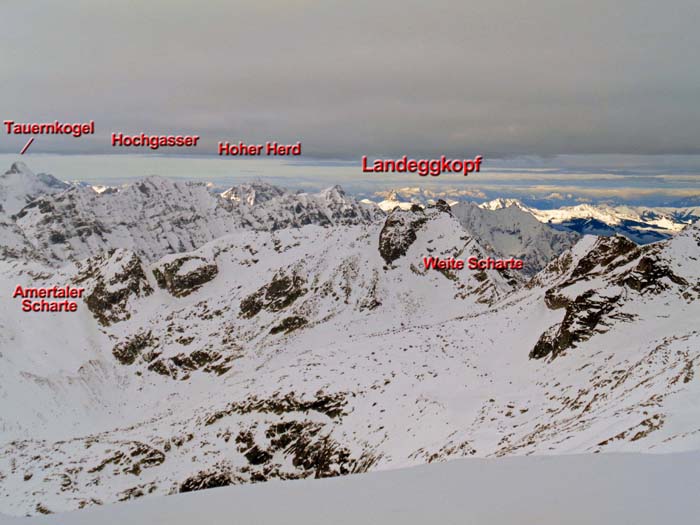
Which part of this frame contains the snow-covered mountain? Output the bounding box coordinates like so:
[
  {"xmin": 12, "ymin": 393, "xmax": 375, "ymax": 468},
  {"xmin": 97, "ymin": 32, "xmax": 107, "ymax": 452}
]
[
  {"xmin": 0, "ymin": 162, "xmax": 70, "ymax": 216},
  {"xmin": 451, "ymin": 202, "xmax": 579, "ymax": 275},
  {"xmin": 220, "ymin": 183, "xmax": 383, "ymax": 229},
  {"xmin": 220, "ymin": 181, "xmax": 287, "ymax": 205},
  {"xmin": 478, "ymin": 197, "xmax": 529, "ymax": 212},
  {"xmin": 372, "ymin": 190, "xmax": 420, "ymax": 212},
  {"xmin": 1, "ymin": 175, "xmax": 383, "ymax": 265},
  {"xmin": 369, "ymin": 188, "xmax": 462, "ymax": 212},
  {"xmin": 479, "ymin": 197, "xmax": 699, "ymax": 244},
  {"xmin": 1, "ymin": 164, "xmax": 700, "ymax": 518},
  {"xmin": 1, "ymin": 165, "xmax": 571, "ymax": 276},
  {"xmin": 365, "ymin": 193, "xmax": 698, "ymax": 245}
]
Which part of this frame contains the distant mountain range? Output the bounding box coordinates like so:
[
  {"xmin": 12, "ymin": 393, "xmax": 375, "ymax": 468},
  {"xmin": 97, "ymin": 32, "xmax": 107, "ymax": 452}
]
[
  {"xmin": 1, "ymin": 163, "xmax": 382, "ymax": 264},
  {"xmin": 0, "ymin": 162, "xmax": 70, "ymax": 215},
  {"xmin": 450, "ymin": 202, "xmax": 579, "ymax": 276},
  {"xmin": 363, "ymin": 189, "xmax": 699, "ymax": 245},
  {"xmin": 478, "ymin": 197, "xmax": 699, "ymax": 244}
]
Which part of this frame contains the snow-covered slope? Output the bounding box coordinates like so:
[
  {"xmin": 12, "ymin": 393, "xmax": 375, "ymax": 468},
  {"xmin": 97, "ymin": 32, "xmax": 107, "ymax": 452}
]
[
  {"xmin": 371, "ymin": 188, "xmax": 461, "ymax": 212},
  {"xmin": 12, "ymin": 177, "xmax": 244, "ymax": 263},
  {"xmin": 220, "ymin": 181, "xmax": 287, "ymax": 205},
  {"xmin": 1, "ymin": 210, "xmax": 699, "ymax": 516},
  {"xmin": 532, "ymin": 203, "xmax": 693, "ymax": 232},
  {"xmin": 1, "ymin": 166, "xmax": 699, "ymax": 518},
  {"xmin": 451, "ymin": 202, "xmax": 579, "ymax": 275},
  {"xmin": 0, "ymin": 162, "xmax": 70, "ymax": 216},
  {"xmin": 7, "ymin": 451, "xmax": 699, "ymax": 525},
  {"xmin": 374, "ymin": 190, "xmax": 418, "ymax": 212},
  {"xmin": 2, "ymin": 171, "xmax": 383, "ymax": 265},
  {"xmin": 221, "ymin": 183, "xmax": 384, "ymax": 229},
  {"xmin": 478, "ymin": 197, "xmax": 531, "ymax": 212},
  {"xmin": 478, "ymin": 197, "xmax": 698, "ymax": 244}
]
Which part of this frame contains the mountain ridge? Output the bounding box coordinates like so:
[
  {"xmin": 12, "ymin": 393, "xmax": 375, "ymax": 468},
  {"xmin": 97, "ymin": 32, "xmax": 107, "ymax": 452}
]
[
  {"xmin": 477, "ymin": 197, "xmax": 698, "ymax": 244},
  {"xmin": 1, "ymin": 164, "xmax": 699, "ymax": 516}
]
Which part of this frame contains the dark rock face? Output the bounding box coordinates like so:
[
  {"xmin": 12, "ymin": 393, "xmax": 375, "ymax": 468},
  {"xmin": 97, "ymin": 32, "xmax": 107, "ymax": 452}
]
[
  {"xmin": 48, "ymin": 232, "xmax": 66, "ymax": 244},
  {"xmin": 205, "ymin": 392, "xmax": 348, "ymax": 426},
  {"xmin": 200, "ymin": 392, "xmax": 378, "ymax": 485},
  {"xmin": 111, "ymin": 327, "xmax": 232, "ymax": 378},
  {"xmin": 243, "ymin": 421, "xmax": 351, "ymax": 475},
  {"xmin": 433, "ymin": 199, "xmax": 452, "ymax": 214},
  {"xmin": 145, "ymin": 349, "xmax": 227, "ymax": 379},
  {"xmin": 378, "ymin": 209, "xmax": 428, "ymax": 264},
  {"xmin": 270, "ymin": 316, "xmax": 308, "ymax": 334},
  {"xmin": 532, "ymin": 235, "xmax": 693, "ymax": 361},
  {"xmin": 109, "ymin": 314, "xmax": 239, "ymax": 377},
  {"xmin": 177, "ymin": 416, "xmax": 378, "ymax": 495},
  {"xmin": 112, "ymin": 330, "xmax": 159, "ymax": 365},
  {"xmin": 239, "ymin": 272, "xmax": 307, "ymax": 318},
  {"xmin": 88, "ymin": 442, "xmax": 165, "ymax": 476},
  {"xmin": 570, "ymin": 235, "xmax": 639, "ymax": 280},
  {"xmin": 620, "ymin": 254, "xmax": 688, "ymax": 293},
  {"xmin": 152, "ymin": 256, "xmax": 218, "ymax": 298},
  {"xmin": 531, "ymin": 237, "xmax": 640, "ymax": 360},
  {"xmin": 543, "ymin": 288, "xmax": 571, "ymax": 310},
  {"xmin": 179, "ymin": 469, "xmax": 238, "ymax": 493},
  {"xmin": 530, "ymin": 290, "xmax": 622, "ymax": 359},
  {"xmin": 74, "ymin": 250, "xmax": 153, "ymax": 326}
]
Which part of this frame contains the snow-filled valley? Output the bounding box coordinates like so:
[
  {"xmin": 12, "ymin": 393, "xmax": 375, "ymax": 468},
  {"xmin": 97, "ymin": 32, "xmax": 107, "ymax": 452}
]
[{"xmin": 1, "ymin": 162, "xmax": 699, "ymax": 518}]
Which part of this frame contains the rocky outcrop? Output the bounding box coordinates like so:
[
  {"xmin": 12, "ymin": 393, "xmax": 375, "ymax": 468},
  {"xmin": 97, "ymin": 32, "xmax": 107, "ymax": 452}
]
[
  {"xmin": 146, "ymin": 350, "xmax": 231, "ymax": 380},
  {"xmin": 378, "ymin": 208, "xmax": 428, "ymax": 264},
  {"xmin": 569, "ymin": 235, "xmax": 639, "ymax": 280},
  {"xmin": 112, "ymin": 330, "xmax": 159, "ymax": 365},
  {"xmin": 152, "ymin": 256, "xmax": 218, "ymax": 298},
  {"xmin": 179, "ymin": 468, "xmax": 240, "ymax": 493},
  {"xmin": 269, "ymin": 316, "xmax": 308, "ymax": 334},
  {"xmin": 239, "ymin": 272, "xmax": 307, "ymax": 318},
  {"xmin": 619, "ymin": 253, "xmax": 688, "ymax": 293},
  {"xmin": 433, "ymin": 199, "xmax": 453, "ymax": 214},
  {"xmin": 88, "ymin": 442, "xmax": 165, "ymax": 476},
  {"xmin": 200, "ymin": 392, "xmax": 378, "ymax": 484},
  {"xmin": 532, "ymin": 234, "xmax": 694, "ymax": 360},
  {"xmin": 531, "ymin": 290, "xmax": 623, "ymax": 359},
  {"xmin": 205, "ymin": 392, "xmax": 348, "ymax": 426},
  {"xmin": 74, "ymin": 249, "xmax": 153, "ymax": 326}
]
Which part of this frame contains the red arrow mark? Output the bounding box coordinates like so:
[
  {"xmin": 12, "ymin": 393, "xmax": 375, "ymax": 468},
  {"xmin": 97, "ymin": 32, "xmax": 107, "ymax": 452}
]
[{"xmin": 20, "ymin": 137, "xmax": 35, "ymax": 155}]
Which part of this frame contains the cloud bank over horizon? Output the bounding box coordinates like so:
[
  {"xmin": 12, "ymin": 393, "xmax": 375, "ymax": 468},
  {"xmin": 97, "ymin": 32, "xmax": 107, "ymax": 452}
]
[
  {"xmin": 2, "ymin": 0, "xmax": 700, "ymax": 160},
  {"xmin": 2, "ymin": 153, "xmax": 699, "ymax": 208}
]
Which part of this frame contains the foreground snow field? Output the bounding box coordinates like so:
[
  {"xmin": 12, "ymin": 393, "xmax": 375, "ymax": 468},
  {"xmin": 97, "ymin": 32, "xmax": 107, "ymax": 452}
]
[{"xmin": 2, "ymin": 451, "xmax": 698, "ymax": 525}]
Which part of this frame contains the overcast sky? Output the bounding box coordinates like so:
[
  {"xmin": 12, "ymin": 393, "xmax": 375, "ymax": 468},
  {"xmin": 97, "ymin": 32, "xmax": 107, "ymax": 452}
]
[{"xmin": 2, "ymin": 0, "xmax": 700, "ymax": 159}]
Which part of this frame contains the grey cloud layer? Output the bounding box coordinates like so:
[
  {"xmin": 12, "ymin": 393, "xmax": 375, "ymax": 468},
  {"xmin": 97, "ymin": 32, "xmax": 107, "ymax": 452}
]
[{"xmin": 2, "ymin": 0, "xmax": 700, "ymax": 157}]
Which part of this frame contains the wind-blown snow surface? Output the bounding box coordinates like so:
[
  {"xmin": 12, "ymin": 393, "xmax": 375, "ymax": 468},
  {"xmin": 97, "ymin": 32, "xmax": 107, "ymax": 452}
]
[
  {"xmin": 1, "ymin": 164, "xmax": 699, "ymax": 518},
  {"xmin": 4, "ymin": 451, "xmax": 699, "ymax": 525}
]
